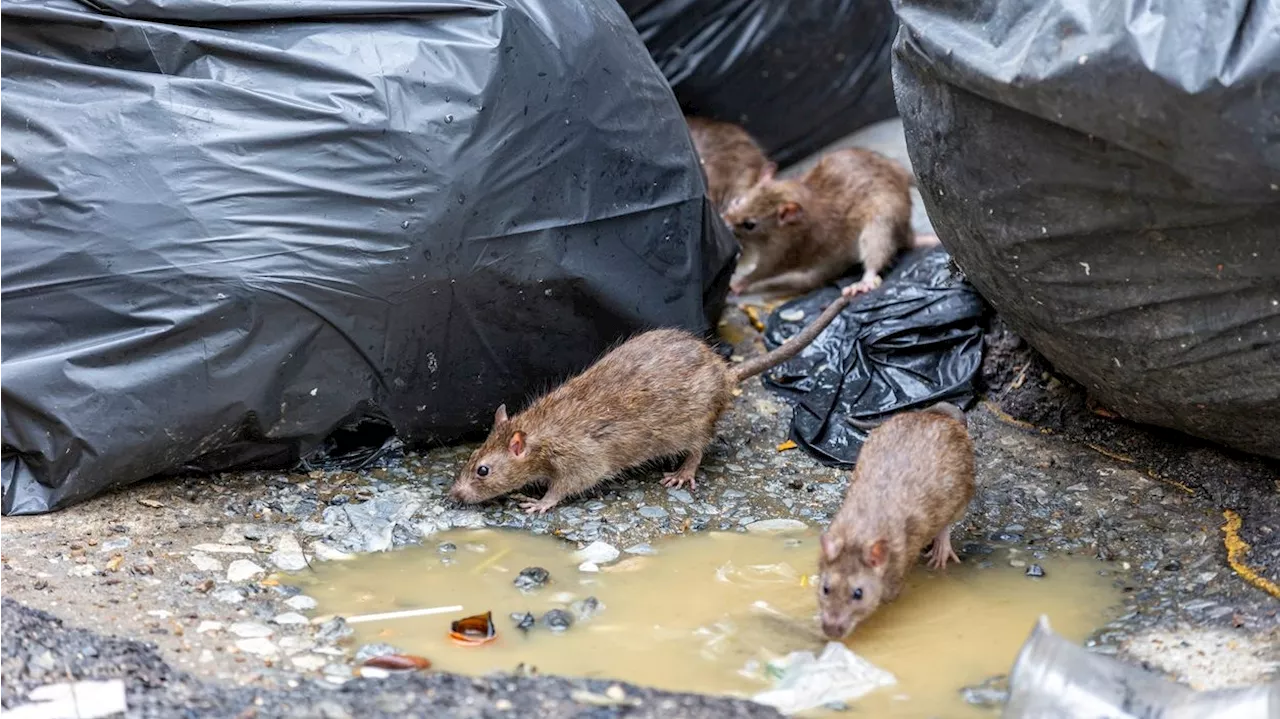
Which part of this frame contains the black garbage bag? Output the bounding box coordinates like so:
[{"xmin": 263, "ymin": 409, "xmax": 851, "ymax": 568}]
[
  {"xmin": 0, "ymin": 0, "xmax": 736, "ymax": 515},
  {"xmin": 893, "ymin": 0, "xmax": 1280, "ymax": 459},
  {"xmin": 761, "ymin": 248, "xmax": 985, "ymax": 466},
  {"xmin": 619, "ymin": 0, "xmax": 900, "ymax": 168}
]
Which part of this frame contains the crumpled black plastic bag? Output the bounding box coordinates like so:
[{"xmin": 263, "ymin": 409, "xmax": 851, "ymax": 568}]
[
  {"xmin": 0, "ymin": 0, "xmax": 735, "ymax": 515},
  {"xmin": 892, "ymin": 0, "xmax": 1280, "ymax": 459},
  {"xmin": 760, "ymin": 248, "xmax": 985, "ymax": 466},
  {"xmin": 619, "ymin": 0, "xmax": 899, "ymax": 167}
]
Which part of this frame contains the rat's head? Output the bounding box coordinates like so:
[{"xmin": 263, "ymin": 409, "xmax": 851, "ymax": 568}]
[
  {"xmin": 722, "ymin": 167, "xmax": 806, "ymax": 255},
  {"xmin": 815, "ymin": 532, "xmax": 890, "ymax": 640},
  {"xmin": 449, "ymin": 405, "xmax": 545, "ymax": 504}
]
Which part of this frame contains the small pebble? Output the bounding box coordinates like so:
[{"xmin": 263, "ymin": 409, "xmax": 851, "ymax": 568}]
[
  {"xmin": 285, "ymin": 595, "xmax": 318, "ymax": 611},
  {"xmin": 577, "ymin": 561, "xmax": 599, "ymax": 573},
  {"xmin": 189, "ymin": 553, "xmax": 222, "ymax": 572},
  {"xmin": 235, "ymin": 637, "xmax": 278, "ymax": 656},
  {"xmin": 226, "ymin": 559, "xmax": 265, "ymax": 582},
  {"xmin": 230, "ymin": 621, "xmax": 274, "ymax": 639},
  {"xmin": 212, "ymin": 588, "xmax": 245, "ymax": 604},
  {"xmin": 1025, "ymin": 564, "xmax": 1045, "ymax": 578},
  {"xmin": 196, "ymin": 621, "xmax": 224, "ymax": 634},
  {"xmin": 573, "ymin": 541, "xmax": 620, "ymax": 565},
  {"xmin": 511, "ymin": 612, "xmax": 536, "ymax": 631},
  {"xmin": 624, "ymin": 544, "xmax": 657, "ymax": 556},
  {"xmin": 1009, "ymin": 559, "xmax": 1027, "ymax": 568},
  {"xmin": 274, "ymin": 612, "xmax": 310, "ymax": 625},
  {"xmin": 779, "ymin": 308, "xmax": 805, "ymax": 322},
  {"xmin": 571, "ymin": 596, "xmax": 603, "ymax": 622},
  {"xmin": 638, "ymin": 506, "xmax": 668, "ymax": 519},
  {"xmin": 514, "ymin": 567, "xmax": 550, "ymax": 591},
  {"xmin": 354, "ymin": 643, "xmax": 402, "ymax": 663},
  {"xmin": 543, "ymin": 609, "xmax": 573, "ymax": 632}
]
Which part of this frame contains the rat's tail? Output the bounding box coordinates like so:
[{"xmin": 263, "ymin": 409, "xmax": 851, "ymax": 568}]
[{"xmin": 731, "ymin": 293, "xmax": 851, "ymax": 383}]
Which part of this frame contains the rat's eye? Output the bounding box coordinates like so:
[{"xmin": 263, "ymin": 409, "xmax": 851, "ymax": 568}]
[
  {"xmin": 852, "ymin": 588, "xmax": 863, "ymax": 601},
  {"xmin": 821, "ymin": 580, "xmax": 830, "ymax": 596},
  {"xmin": 739, "ymin": 218, "xmax": 757, "ymax": 231},
  {"xmin": 476, "ymin": 465, "xmax": 490, "ymax": 478}
]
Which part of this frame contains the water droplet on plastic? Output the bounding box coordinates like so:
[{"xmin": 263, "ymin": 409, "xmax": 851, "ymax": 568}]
[
  {"xmin": 407, "ymin": 198, "xmax": 415, "ymax": 205},
  {"xmin": 395, "ymin": 155, "xmax": 403, "ymax": 163},
  {"xmin": 445, "ymin": 115, "xmax": 454, "ymax": 123},
  {"xmin": 458, "ymin": 194, "xmax": 466, "ymax": 205},
  {"xmin": 401, "ymin": 220, "xmax": 410, "ymax": 229}
]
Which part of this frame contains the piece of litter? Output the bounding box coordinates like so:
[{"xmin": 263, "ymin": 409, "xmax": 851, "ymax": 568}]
[
  {"xmin": 570, "ymin": 688, "xmax": 639, "ymax": 707},
  {"xmin": 745, "ymin": 519, "xmax": 808, "ymax": 534},
  {"xmin": 753, "ymin": 642, "xmax": 896, "ymax": 715},
  {"xmin": 137, "ymin": 499, "xmax": 164, "ymax": 509},
  {"xmin": 778, "ymin": 308, "xmax": 806, "ymax": 322},
  {"xmin": 776, "ymin": 440, "xmax": 797, "ymax": 452},
  {"xmin": 5, "ymin": 680, "xmax": 127, "ymax": 719},
  {"xmin": 341, "ymin": 605, "xmax": 464, "ymax": 625},
  {"xmin": 741, "ymin": 305, "xmax": 765, "ymax": 331}
]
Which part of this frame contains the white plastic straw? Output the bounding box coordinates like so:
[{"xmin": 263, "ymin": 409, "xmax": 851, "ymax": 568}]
[{"xmin": 341, "ymin": 605, "xmax": 464, "ymax": 624}]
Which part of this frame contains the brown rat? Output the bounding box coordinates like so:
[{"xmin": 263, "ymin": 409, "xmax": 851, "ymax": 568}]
[
  {"xmin": 723, "ymin": 147, "xmax": 932, "ymax": 299},
  {"xmin": 815, "ymin": 402, "xmax": 974, "ymax": 640},
  {"xmin": 448, "ymin": 294, "xmax": 853, "ymax": 514},
  {"xmin": 686, "ymin": 116, "xmax": 771, "ymax": 213}
]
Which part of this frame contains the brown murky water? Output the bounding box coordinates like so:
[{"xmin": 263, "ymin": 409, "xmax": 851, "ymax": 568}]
[{"xmin": 297, "ymin": 529, "xmax": 1121, "ymax": 716}]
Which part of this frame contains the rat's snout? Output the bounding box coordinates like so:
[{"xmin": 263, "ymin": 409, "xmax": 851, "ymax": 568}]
[
  {"xmin": 447, "ymin": 482, "xmax": 472, "ymax": 504},
  {"xmin": 821, "ymin": 615, "xmax": 854, "ymax": 641}
]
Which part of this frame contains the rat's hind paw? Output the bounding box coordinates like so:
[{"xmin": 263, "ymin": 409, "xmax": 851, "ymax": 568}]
[{"xmin": 660, "ymin": 470, "xmax": 697, "ymax": 490}]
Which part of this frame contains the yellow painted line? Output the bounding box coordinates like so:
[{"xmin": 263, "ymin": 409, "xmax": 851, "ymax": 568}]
[{"xmin": 1221, "ymin": 510, "xmax": 1280, "ymax": 599}]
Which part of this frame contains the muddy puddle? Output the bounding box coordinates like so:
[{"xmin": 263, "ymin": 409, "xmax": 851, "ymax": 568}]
[{"xmin": 296, "ymin": 528, "xmax": 1121, "ymax": 716}]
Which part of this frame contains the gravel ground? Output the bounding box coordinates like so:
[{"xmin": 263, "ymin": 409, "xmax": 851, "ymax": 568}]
[{"xmin": 3, "ymin": 120, "xmax": 1276, "ymax": 716}]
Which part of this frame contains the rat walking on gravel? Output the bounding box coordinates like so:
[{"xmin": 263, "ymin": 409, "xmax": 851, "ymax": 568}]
[
  {"xmin": 723, "ymin": 147, "xmax": 937, "ymax": 299},
  {"xmin": 816, "ymin": 402, "xmax": 975, "ymax": 640},
  {"xmin": 448, "ymin": 295, "xmax": 854, "ymax": 514}
]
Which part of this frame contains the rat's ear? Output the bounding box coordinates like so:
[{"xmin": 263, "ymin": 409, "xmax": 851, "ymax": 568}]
[
  {"xmin": 820, "ymin": 533, "xmax": 842, "ymax": 562},
  {"xmin": 508, "ymin": 431, "xmax": 528, "ymax": 458},
  {"xmin": 865, "ymin": 539, "xmax": 887, "ymax": 568},
  {"xmin": 494, "ymin": 404, "xmax": 509, "ymax": 426},
  {"xmin": 777, "ymin": 201, "xmax": 802, "ymax": 224},
  {"xmin": 758, "ymin": 162, "xmax": 777, "ymax": 183}
]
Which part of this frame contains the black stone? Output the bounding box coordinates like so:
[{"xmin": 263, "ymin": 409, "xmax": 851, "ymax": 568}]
[{"xmin": 514, "ymin": 567, "xmax": 550, "ymax": 591}]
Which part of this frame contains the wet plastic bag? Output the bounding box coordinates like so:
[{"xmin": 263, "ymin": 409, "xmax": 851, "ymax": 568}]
[
  {"xmin": 620, "ymin": 0, "xmax": 900, "ymax": 167},
  {"xmin": 761, "ymin": 248, "xmax": 985, "ymax": 466},
  {"xmin": 0, "ymin": 0, "xmax": 736, "ymax": 515},
  {"xmin": 1005, "ymin": 617, "xmax": 1279, "ymax": 718},
  {"xmin": 893, "ymin": 0, "xmax": 1280, "ymax": 459}
]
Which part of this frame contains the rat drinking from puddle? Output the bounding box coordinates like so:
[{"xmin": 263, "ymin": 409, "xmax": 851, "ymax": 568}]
[
  {"xmin": 724, "ymin": 148, "xmax": 936, "ymax": 299},
  {"xmin": 448, "ymin": 295, "xmax": 853, "ymax": 514},
  {"xmin": 816, "ymin": 403, "xmax": 975, "ymax": 640}
]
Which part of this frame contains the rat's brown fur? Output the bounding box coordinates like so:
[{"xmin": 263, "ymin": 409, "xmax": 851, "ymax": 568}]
[
  {"xmin": 686, "ymin": 116, "xmax": 771, "ymax": 213},
  {"xmin": 724, "ymin": 147, "xmax": 917, "ymax": 299},
  {"xmin": 816, "ymin": 402, "xmax": 974, "ymax": 640},
  {"xmin": 450, "ymin": 295, "xmax": 852, "ymax": 514}
]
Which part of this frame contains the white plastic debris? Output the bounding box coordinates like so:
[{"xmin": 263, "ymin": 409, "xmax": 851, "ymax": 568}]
[
  {"xmin": 744, "ymin": 519, "xmax": 808, "ymax": 534},
  {"xmin": 5, "ymin": 680, "xmax": 127, "ymax": 719},
  {"xmin": 753, "ymin": 642, "xmax": 896, "ymax": 715}
]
